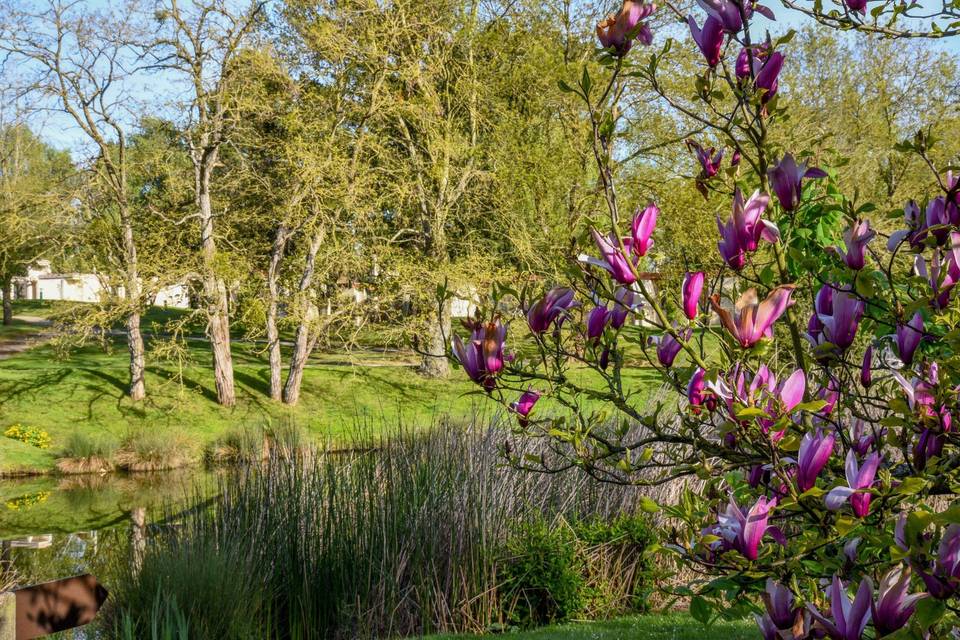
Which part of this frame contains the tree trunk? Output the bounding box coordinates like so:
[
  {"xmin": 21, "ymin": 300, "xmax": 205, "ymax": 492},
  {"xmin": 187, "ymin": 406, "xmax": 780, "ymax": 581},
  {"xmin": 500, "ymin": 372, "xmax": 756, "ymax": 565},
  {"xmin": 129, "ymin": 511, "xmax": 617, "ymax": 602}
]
[
  {"xmin": 2, "ymin": 277, "xmax": 12, "ymax": 326},
  {"xmin": 127, "ymin": 312, "xmax": 146, "ymax": 401},
  {"xmin": 197, "ymin": 158, "xmax": 236, "ymax": 407},
  {"xmin": 419, "ymin": 298, "xmax": 451, "ymax": 378},
  {"xmin": 266, "ymin": 225, "xmax": 289, "ymax": 402},
  {"xmin": 282, "ymin": 230, "xmax": 324, "ymax": 406},
  {"xmin": 122, "ymin": 211, "xmax": 146, "ymax": 401}
]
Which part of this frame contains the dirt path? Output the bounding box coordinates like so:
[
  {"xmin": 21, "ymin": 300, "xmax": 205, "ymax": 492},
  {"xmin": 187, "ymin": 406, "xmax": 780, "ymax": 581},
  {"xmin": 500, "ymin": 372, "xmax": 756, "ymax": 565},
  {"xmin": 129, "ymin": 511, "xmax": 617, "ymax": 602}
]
[{"xmin": 0, "ymin": 315, "xmax": 55, "ymax": 360}]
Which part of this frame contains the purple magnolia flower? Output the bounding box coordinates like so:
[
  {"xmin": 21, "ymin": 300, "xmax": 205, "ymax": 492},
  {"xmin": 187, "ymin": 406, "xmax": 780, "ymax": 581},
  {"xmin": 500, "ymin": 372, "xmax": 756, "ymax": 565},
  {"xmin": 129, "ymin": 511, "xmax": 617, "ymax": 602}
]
[
  {"xmin": 687, "ymin": 139, "xmax": 724, "ymax": 178},
  {"xmin": 830, "ymin": 220, "xmax": 876, "ymax": 270},
  {"xmin": 915, "ymin": 242, "xmax": 960, "ymax": 309},
  {"xmin": 873, "ymin": 566, "xmax": 926, "ymax": 636},
  {"xmin": 710, "ymin": 286, "xmax": 795, "ymax": 348},
  {"xmin": 891, "ymin": 363, "xmax": 938, "ymax": 418},
  {"xmin": 896, "ymin": 312, "xmax": 924, "ymax": 366},
  {"xmin": 762, "ymin": 579, "xmax": 802, "ymax": 632},
  {"xmin": 825, "ymin": 450, "xmax": 881, "ymax": 518},
  {"xmin": 913, "ymin": 405, "xmax": 952, "ymax": 471},
  {"xmin": 452, "ymin": 320, "xmax": 507, "ymax": 391},
  {"xmin": 688, "ymin": 14, "xmax": 724, "ymax": 66},
  {"xmin": 611, "ymin": 288, "xmax": 641, "ymax": 328},
  {"xmin": 735, "ymin": 44, "xmax": 768, "ymax": 80},
  {"xmin": 717, "ymin": 189, "xmax": 780, "ymax": 268},
  {"xmin": 511, "ymin": 389, "xmax": 540, "ymax": 427},
  {"xmin": 844, "ymin": 0, "xmax": 869, "ymax": 14},
  {"xmin": 696, "ymin": 0, "xmax": 743, "ymax": 32},
  {"xmin": 586, "ymin": 305, "xmax": 611, "ymax": 341},
  {"xmin": 849, "ymin": 418, "xmax": 882, "ymax": 456},
  {"xmin": 887, "ymin": 200, "xmax": 925, "ymax": 250},
  {"xmin": 682, "ymin": 271, "xmax": 705, "ymax": 320},
  {"xmin": 815, "ymin": 285, "xmax": 864, "ymax": 351},
  {"xmin": 687, "ymin": 367, "xmax": 717, "ymax": 413},
  {"xmin": 925, "ymin": 197, "xmax": 952, "ymax": 245},
  {"xmin": 754, "ymin": 51, "xmax": 784, "ymax": 102},
  {"xmin": 733, "ymin": 188, "xmax": 778, "ymax": 251},
  {"xmin": 861, "ymin": 346, "xmax": 873, "ymax": 387},
  {"xmin": 916, "ymin": 524, "xmax": 960, "ymax": 599},
  {"xmin": 651, "ymin": 327, "xmax": 691, "ymax": 367},
  {"xmin": 768, "ymin": 153, "xmax": 828, "ymax": 211},
  {"xmin": 631, "ymin": 203, "xmax": 658, "ymax": 257},
  {"xmin": 587, "ymin": 229, "xmax": 638, "ymax": 284},
  {"xmin": 596, "ymin": 0, "xmax": 657, "ymax": 55},
  {"xmin": 797, "ymin": 428, "xmax": 835, "ymax": 492},
  {"xmin": 527, "ymin": 287, "xmax": 578, "ymax": 334},
  {"xmin": 717, "ymin": 215, "xmax": 746, "ymax": 270},
  {"xmin": 714, "ymin": 494, "xmax": 782, "ymax": 561},
  {"xmin": 807, "ymin": 575, "xmax": 873, "ymax": 640}
]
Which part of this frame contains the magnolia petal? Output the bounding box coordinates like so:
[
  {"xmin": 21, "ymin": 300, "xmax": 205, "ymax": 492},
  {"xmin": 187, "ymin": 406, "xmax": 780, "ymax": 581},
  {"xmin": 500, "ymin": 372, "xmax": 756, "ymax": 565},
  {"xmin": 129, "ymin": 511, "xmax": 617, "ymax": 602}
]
[{"xmin": 825, "ymin": 486, "xmax": 856, "ymax": 511}]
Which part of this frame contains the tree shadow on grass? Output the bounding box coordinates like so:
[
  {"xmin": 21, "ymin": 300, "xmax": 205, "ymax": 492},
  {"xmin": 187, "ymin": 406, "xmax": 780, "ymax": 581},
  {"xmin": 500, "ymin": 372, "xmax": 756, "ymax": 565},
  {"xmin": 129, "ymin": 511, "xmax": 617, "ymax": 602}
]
[
  {"xmin": 233, "ymin": 368, "xmax": 271, "ymax": 398},
  {"xmin": 145, "ymin": 366, "xmax": 219, "ymax": 404},
  {"xmin": 0, "ymin": 368, "xmax": 72, "ymax": 408}
]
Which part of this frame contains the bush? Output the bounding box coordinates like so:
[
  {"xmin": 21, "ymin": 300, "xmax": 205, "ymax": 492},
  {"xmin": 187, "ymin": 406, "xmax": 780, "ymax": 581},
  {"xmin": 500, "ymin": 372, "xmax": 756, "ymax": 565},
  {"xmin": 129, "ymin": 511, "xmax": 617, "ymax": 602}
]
[
  {"xmin": 573, "ymin": 514, "xmax": 658, "ymax": 617},
  {"xmin": 500, "ymin": 517, "xmax": 584, "ymax": 627}
]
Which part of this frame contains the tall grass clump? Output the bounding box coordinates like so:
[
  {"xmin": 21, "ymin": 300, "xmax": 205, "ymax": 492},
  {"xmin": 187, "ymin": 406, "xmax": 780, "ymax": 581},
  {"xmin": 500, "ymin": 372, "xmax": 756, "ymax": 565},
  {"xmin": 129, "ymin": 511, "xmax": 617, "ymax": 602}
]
[
  {"xmin": 110, "ymin": 421, "xmax": 657, "ymax": 639},
  {"xmin": 55, "ymin": 431, "xmax": 119, "ymax": 474}
]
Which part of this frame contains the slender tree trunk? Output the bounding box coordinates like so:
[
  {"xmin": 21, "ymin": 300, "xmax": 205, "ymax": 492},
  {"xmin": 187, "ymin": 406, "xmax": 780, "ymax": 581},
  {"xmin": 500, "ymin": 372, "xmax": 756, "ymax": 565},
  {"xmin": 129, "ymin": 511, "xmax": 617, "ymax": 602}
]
[
  {"xmin": 282, "ymin": 230, "xmax": 323, "ymax": 406},
  {"xmin": 127, "ymin": 311, "xmax": 146, "ymax": 401},
  {"xmin": 419, "ymin": 298, "xmax": 451, "ymax": 378},
  {"xmin": 2, "ymin": 276, "xmax": 12, "ymax": 326},
  {"xmin": 197, "ymin": 158, "xmax": 236, "ymax": 407},
  {"xmin": 122, "ymin": 212, "xmax": 146, "ymax": 401},
  {"xmin": 266, "ymin": 225, "xmax": 289, "ymax": 402}
]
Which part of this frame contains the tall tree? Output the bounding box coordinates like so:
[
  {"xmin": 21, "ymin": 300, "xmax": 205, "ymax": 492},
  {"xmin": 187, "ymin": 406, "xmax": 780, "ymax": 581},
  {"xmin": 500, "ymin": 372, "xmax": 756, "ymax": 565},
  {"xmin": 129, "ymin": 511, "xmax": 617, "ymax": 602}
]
[
  {"xmin": 0, "ymin": 122, "xmax": 72, "ymax": 325},
  {"xmin": 148, "ymin": 0, "xmax": 266, "ymax": 407},
  {"xmin": 0, "ymin": 0, "xmax": 152, "ymax": 400}
]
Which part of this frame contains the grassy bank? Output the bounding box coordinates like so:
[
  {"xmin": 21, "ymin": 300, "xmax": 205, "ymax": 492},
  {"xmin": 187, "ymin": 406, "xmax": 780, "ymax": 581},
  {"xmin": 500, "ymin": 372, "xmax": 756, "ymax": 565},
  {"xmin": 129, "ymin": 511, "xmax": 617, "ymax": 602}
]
[
  {"xmin": 0, "ymin": 302, "xmax": 664, "ymax": 474},
  {"xmin": 426, "ymin": 613, "xmax": 755, "ymax": 639}
]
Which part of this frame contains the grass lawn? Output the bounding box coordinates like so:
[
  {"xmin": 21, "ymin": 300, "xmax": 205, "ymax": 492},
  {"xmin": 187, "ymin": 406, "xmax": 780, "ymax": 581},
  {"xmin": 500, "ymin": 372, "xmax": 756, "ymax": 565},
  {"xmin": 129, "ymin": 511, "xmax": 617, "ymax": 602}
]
[
  {"xmin": 425, "ymin": 613, "xmax": 755, "ymax": 639},
  {"xmin": 0, "ymin": 302, "xmax": 666, "ymax": 474}
]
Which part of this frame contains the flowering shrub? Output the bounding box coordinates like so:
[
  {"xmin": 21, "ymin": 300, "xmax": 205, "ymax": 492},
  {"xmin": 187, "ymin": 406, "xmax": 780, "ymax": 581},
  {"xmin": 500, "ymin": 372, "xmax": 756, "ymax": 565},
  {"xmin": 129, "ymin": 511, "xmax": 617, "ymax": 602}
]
[
  {"xmin": 447, "ymin": 0, "xmax": 960, "ymax": 637},
  {"xmin": 4, "ymin": 424, "xmax": 52, "ymax": 449}
]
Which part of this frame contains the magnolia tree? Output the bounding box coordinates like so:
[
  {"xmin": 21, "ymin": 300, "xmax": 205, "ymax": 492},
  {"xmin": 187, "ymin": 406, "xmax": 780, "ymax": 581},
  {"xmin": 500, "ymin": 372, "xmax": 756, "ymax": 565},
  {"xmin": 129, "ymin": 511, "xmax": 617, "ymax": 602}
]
[{"xmin": 445, "ymin": 0, "xmax": 960, "ymax": 637}]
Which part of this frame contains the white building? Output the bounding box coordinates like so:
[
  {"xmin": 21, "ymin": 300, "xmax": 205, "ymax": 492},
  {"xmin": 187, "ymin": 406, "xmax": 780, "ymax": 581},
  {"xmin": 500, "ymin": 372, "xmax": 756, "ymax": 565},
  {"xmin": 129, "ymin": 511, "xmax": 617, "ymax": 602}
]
[{"xmin": 11, "ymin": 261, "xmax": 190, "ymax": 309}]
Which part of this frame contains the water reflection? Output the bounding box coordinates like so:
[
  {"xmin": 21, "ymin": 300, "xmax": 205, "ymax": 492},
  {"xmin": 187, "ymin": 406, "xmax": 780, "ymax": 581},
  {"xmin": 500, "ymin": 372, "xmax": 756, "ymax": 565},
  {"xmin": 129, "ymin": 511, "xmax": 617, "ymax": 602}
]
[{"xmin": 0, "ymin": 468, "xmax": 215, "ymax": 588}]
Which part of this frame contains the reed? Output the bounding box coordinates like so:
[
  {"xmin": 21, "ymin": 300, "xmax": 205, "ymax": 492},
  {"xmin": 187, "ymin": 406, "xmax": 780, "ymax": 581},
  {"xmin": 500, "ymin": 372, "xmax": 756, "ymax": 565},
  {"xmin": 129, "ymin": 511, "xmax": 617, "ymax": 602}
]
[{"xmin": 110, "ymin": 420, "xmax": 655, "ymax": 639}]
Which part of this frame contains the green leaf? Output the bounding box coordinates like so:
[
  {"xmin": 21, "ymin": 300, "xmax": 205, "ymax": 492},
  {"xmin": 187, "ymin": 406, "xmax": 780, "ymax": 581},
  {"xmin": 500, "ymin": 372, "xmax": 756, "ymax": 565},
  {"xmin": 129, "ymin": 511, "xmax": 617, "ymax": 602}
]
[
  {"xmin": 897, "ymin": 477, "xmax": 927, "ymax": 496},
  {"xmin": 581, "ymin": 67, "xmax": 592, "ymax": 96},
  {"xmin": 735, "ymin": 407, "xmax": 770, "ymax": 419},
  {"xmin": 690, "ymin": 596, "xmax": 712, "ymax": 625},
  {"xmin": 639, "ymin": 497, "xmax": 660, "ymax": 513},
  {"xmin": 914, "ymin": 598, "xmax": 946, "ymax": 628},
  {"xmin": 794, "ymin": 400, "xmax": 828, "ymax": 413}
]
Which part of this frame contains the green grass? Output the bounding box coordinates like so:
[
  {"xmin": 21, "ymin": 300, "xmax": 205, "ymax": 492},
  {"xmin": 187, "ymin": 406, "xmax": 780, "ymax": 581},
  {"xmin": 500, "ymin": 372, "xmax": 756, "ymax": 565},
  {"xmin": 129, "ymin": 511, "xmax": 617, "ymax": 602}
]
[
  {"xmin": 0, "ymin": 301, "xmax": 666, "ymax": 474},
  {"xmin": 425, "ymin": 613, "xmax": 755, "ymax": 639}
]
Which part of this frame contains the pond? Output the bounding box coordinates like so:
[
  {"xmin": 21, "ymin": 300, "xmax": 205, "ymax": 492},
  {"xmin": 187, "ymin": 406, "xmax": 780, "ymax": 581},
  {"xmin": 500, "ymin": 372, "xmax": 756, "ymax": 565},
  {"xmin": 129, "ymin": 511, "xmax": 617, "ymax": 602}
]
[{"xmin": 0, "ymin": 468, "xmax": 215, "ymax": 587}]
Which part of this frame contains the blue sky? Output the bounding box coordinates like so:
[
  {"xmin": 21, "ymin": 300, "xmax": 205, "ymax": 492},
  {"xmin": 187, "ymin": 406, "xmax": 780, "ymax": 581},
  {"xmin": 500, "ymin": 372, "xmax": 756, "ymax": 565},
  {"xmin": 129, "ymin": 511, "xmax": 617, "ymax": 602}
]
[{"xmin": 16, "ymin": 0, "xmax": 960, "ymax": 156}]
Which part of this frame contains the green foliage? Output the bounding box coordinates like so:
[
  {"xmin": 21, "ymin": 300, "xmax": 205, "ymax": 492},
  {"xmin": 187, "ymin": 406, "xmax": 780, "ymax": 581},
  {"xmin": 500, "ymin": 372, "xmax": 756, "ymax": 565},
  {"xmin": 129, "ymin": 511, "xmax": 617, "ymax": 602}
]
[{"xmin": 501, "ymin": 517, "xmax": 585, "ymax": 627}]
